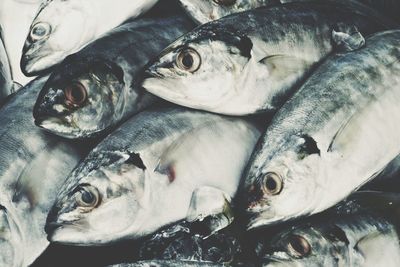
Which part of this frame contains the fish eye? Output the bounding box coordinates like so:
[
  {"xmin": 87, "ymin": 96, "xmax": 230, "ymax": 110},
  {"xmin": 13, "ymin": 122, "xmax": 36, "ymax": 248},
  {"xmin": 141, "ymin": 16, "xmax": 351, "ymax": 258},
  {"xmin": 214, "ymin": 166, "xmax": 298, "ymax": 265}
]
[
  {"xmin": 262, "ymin": 172, "xmax": 283, "ymax": 195},
  {"xmin": 176, "ymin": 48, "xmax": 201, "ymax": 73},
  {"xmin": 287, "ymin": 235, "xmax": 311, "ymax": 258},
  {"xmin": 75, "ymin": 184, "xmax": 100, "ymax": 210},
  {"xmin": 213, "ymin": 0, "xmax": 236, "ymax": 6},
  {"xmin": 30, "ymin": 22, "xmax": 52, "ymax": 42},
  {"xmin": 64, "ymin": 82, "xmax": 88, "ymax": 107}
]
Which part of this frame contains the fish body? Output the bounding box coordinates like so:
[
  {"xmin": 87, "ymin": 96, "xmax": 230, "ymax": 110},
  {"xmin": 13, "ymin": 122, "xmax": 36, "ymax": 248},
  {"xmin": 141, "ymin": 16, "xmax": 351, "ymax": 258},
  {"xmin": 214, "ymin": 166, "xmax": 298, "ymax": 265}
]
[
  {"xmin": 0, "ymin": 77, "xmax": 94, "ymax": 266},
  {"xmin": 0, "ymin": 27, "xmax": 13, "ymax": 102},
  {"xmin": 179, "ymin": 0, "xmax": 400, "ymax": 24},
  {"xmin": 0, "ymin": 0, "xmax": 41, "ymax": 85},
  {"xmin": 143, "ymin": 1, "xmax": 393, "ymax": 115},
  {"xmin": 33, "ymin": 15, "xmax": 195, "ymax": 139},
  {"xmin": 45, "ymin": 108, "xmax": 261, "ymax": 245},
  {"xmin": 255, "ymin": 191, "xmax": 400, "ymax": 267},
  {"xmin": 240, "ymin": 30, "xmax": 400, "ymax": 228},
  {"xmin": 111, "ymin": 261, "xmax": 225, "ymax": 267},
  {"xmin": 21, "ymin": 0, "xmax": 159, "ymax": 75}
]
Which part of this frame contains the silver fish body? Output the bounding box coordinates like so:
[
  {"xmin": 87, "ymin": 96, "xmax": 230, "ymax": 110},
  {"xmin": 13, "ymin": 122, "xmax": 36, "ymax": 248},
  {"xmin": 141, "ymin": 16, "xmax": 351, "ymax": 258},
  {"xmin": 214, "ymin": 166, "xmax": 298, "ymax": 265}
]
[
  {"xmin": 255, "ymin": 191, "xmax": 400, "ymax": 267},
  {"xmin": 110, "ymin": 261, "xmax": 225, "ymax": 267},
  {"xmin": 0, "ymin": 77, "xmax": 93, "ymax": 266},
  {"xmin": 33, "ymin": 15, "xmax": 195, "ymax": 139},
  {"xmin": 45, "ymin": 108, "xmax": 261, "ymax": 245},
  {"xmin": 179, "ymin": 0, "xmax": 400, "ymax": 24},
  {"xmin": 0, "ymin": 27, "xmax": 13, "ymax": 102},
  {"xmin": 143, "ymin": 1, "xmax": 393, "ymax": 115},
  {"xmin": 240, "ymin": 30, "xmax": 400, "ymax": 229},
  {"xmin": 21, "ymin": 0, "xmax": 159, "ymax": 75}
]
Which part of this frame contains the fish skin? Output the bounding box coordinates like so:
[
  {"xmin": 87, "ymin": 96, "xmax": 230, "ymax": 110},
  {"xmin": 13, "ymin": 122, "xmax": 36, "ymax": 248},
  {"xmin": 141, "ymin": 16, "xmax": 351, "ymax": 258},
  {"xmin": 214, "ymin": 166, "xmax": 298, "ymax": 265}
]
[
  {"xmin": 0, "ymin": 77, "xmax": 94, "ymax": 267},
  {"xmin": 0, "ymin": 27, "xmax": 13, "ymax": 102},
  {"xmin": 110, "ymin": 261, "xmax": 226, "ymax": 267},
  {"xmin": 45, "ymin": 107, "xmax": 261, "ymax": 246},
  {"xmin": 142, "ymin": 1, "xmax": 394, "ymax": 116},
  {"xmin": 254, "ymin": 191, "xmax": 400, "ymax": 267},
  {"xmin": 239, "ymin": 30, "xmax": 400, "ymax": 229},
  {"xmin": 21, "ymin": 0, "xmax": 159, "ymax": 76},
  {"xmin": 0, "ymin": 0, "xmax": 41, "ymax": 86},
  {"xmin": 179, "ymin": 0, "xmax": 400, "ymax": 24},
  {"xmin": 32, "ymin": 15, "xmax": 195, "ymax": 139}
]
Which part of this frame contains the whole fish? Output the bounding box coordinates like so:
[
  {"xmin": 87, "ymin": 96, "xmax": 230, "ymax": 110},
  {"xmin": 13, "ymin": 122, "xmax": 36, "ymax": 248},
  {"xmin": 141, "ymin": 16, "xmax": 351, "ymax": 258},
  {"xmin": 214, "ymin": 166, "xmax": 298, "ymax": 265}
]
[
  {"xmin": 239, "ymin": 30, "xmax": 400, "ymax": 229},
  {"xmin": 45, "ymin": 108, "xmax": 261, "ymax": 246},
  {"xmin": 0, "ymin": 27, "xmax": 13, "ymax": 102},
  {"xmin": 0, "ymin": 77, "xmax": 94, "ymax": 266},
  {"xmin": 21, "ymin": 0, "xmax": 159, "ymax": 75},
  {"xmin": 0, "ymin": 0, "xmax": 41, "ymax": 85},
  {"xmin": 142, "ymin": 1, "xmax": 393, "ymax": 115},
  {"xmin": 33, "ymin": 15, "xmax": 195, "ymax": 139},
  {"xmin": 254, "ymin": 191, "xmax": 400, "ymax": 266},
  {"xmin": 178, "ymin": 0, "xmax": 400, "ymax": 24}
]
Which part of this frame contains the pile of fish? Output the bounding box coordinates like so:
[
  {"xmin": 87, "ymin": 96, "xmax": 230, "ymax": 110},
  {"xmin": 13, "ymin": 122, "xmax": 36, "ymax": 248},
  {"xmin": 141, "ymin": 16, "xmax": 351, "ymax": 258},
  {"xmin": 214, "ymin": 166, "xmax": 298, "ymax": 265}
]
[{"xmin": 0, "ymin": 0, "xmax": 400, "ymax": 266}]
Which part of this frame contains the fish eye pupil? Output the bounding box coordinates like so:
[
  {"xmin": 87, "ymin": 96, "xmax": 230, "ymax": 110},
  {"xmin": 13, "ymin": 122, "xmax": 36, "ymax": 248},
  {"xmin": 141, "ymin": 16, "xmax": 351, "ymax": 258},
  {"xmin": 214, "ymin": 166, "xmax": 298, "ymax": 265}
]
[
  {"xmin": 266, "ymin": 177, "xmax": 277, "ymax": 191},
  {"xmin": 64, "ymin": 82, "xmax": 87, "ymax": 107},
  {"xmin": 81, "ymin": 190, "xmax": 94, "ymax": 204},
  {"xmin": 182, "ymin": 53, "xmax": 194, "ymax": 68},
  {"xmin": 33, "ymin": 26, "xmax": 46, "ymax": 36},
  {"xmin": 288, "ymin": 235, "xmax": 311, "ymax": 257},
  {"xmin": 262, "ymin": 172, "xmax": 283, "ymax": 195}
]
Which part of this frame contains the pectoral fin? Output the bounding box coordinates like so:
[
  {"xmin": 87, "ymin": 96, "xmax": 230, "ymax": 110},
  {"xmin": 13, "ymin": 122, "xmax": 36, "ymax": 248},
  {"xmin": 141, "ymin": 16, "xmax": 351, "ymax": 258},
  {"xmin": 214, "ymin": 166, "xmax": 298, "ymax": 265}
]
[
  {"xmin": 186, "ymin": 186, "xmax": 234, "ymax": 235},
  {"xmin": 258, "ymin": 55, "xmax": 310, "ymax": 81},
  {"xmin": 332, "ymin": 23, "xmax": 365, "ymax": 52}
]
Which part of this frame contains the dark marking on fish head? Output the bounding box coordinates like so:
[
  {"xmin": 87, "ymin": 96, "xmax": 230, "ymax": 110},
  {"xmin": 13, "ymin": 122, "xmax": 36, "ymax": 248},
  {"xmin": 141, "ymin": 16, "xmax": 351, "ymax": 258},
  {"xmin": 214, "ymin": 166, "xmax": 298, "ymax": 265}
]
[{"xmin": 298, "ymin": 134, "xmax": 321, "ymax": 159}]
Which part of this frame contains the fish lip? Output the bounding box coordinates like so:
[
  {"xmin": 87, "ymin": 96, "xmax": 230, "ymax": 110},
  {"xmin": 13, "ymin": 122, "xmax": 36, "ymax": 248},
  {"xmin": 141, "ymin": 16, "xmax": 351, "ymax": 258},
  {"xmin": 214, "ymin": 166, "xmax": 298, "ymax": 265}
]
[
  {"xmin": 45, "ymin": 221, "xmax": 65, "ymax": 235},
  {"xmin": 143, "ymin": 69, "xmax": 163, "ymax": 79}
]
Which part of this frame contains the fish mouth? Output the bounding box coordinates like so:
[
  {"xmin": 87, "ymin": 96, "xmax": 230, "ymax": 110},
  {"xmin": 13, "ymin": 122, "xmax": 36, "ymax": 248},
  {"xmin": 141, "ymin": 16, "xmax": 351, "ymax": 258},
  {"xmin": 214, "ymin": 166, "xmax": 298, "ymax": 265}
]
[
  {"xmin": 21, "ymin": 48, "xmax": 64, "ymax": 76},
  {"xmin": 34, "ymin": 116, "xmax": 84, "ymax": 139},
  {"xmin": 45, "ymin": 221, "xmax": 64, "ymax": 235}
]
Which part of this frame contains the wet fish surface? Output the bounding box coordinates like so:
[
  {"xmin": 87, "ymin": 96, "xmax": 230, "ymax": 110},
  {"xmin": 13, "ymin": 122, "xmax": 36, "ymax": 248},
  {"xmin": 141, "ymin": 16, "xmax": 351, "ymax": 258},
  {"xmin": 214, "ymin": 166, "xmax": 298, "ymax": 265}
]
[
  {"xmin": 0, "ymin": 77, "xmax": 94, "ymax": 266},
  {"xmin": 33, "ymin": 14, "xmax": 195, "ymax": 139},
  {"xmin": 142, "ymin": 1, "xmax": 394, "ymax": 115},
  {"xmin": 45, "ymin": 108, "xmax": 261, "ymax": 246},
  {"xmin": 253, "ymin": 191, "xmax": 400, "ymax": 266},
  {"xmin": 21, "ymin": 0, "xmax": 160, "ymax": 75},
  {"xmin": 0, "ymin": 27, "xmax": 13, "ymax": 102},
  {"xmin": 239, "ymin": 30, "xmax": 400, "ymax": 229},
  {"xmin": 178, "ymin": 0, "xmax": 400, "ymax": 24}
]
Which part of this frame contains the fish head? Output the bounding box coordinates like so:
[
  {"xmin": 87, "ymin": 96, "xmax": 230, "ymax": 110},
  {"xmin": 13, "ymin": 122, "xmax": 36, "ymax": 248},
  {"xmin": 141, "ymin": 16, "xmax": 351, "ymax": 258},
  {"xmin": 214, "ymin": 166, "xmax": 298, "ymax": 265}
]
[
  {"xmin": 142, "ymin": 26, "xmax": 255, "ymax": 115},
  {"xmin": 0, "ymin": 205, "xmax": 24, "ymax": 267},
  {"xmin": 255, "ymin": 223, "xmax": 349, "ymax": 266},
  {"xmin": 33, "ymin": 60, "xmax": 124, "ymax": 139},
  {"xmin": 21, "ymin": 0, "xmax": 93, "ymax": 75},
  {"xmin": 241, "ymin": 134, "xmax": 323, "ymax": 228},
  {"xmin": 179, "ymin": 0, "xmax": 249, "ymax": 24},
  {"xmin": 45, "ymin": 151, "xmax": 148, "ymax": 245}
]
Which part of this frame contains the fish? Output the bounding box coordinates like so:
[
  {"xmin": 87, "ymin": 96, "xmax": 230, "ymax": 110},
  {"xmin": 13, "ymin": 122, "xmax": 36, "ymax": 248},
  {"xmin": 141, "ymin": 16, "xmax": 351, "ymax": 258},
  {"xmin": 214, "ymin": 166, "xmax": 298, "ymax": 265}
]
[
  {"xmin": 239, "ymin": 29, "xmax": 400, "ymax": 229},
  {"xmin": 254, "ymin": 191, "xmax": 400, "ymax": 266},
  {"xmin": 0, "ymin": 77, "xmax": 94, "ymax": 266},
  {"xmin": 21, "ymin": 0, "xmax": 159, "ymax": 76},
  {"xmin": 178, "ymin": 0, "xmax": 296, "ymax": 24},
  {"xmin": 142, "ymin": 1, "xmax": 394, "ymax": 115},
  {"xmin": 45, "ymin": 107, "xmax": 261, "ymax": 245},
  {"xmin": 33, "ymin": 15, "xmax": 195, "ymax": 139},
  {"xmin": 0, "ymin": 0, "xmax": 41, "ymax": 85},
  {"xmin": 178, "ymin": 0, "xmax": 400, "ymax": 24},
  {"xmin": 110, "ymin": 261, "xmax": 226, "ymax": 267},
  {"xmin": 0, "ymin": 27, "xmax": 13, "ymax": 102}
]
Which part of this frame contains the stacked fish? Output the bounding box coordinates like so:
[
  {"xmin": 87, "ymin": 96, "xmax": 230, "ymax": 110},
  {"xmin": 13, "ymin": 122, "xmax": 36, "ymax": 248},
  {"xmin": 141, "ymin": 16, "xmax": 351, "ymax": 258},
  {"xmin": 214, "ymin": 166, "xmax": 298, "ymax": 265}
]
[{"xmin": 0, "ymin": 0, "xmax": 399, "ymax": 266}]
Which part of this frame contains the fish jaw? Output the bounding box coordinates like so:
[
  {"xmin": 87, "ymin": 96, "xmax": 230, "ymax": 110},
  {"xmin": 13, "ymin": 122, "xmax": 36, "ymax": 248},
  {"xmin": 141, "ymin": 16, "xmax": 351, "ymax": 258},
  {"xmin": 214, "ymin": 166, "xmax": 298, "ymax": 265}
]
[{"xmin": 21, "ymin": 46, "xmax": 65, "ymax": 76}]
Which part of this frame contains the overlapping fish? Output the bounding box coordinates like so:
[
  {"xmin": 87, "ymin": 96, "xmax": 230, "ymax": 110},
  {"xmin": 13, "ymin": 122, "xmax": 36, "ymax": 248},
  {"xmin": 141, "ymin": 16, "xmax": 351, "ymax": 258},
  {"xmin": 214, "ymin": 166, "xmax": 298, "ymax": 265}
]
[
  {"xmin": 0, "ymin": 77, "xmax": 94, "ymax": 267},
  {"xmin": 240, "ymin": 30, "xmax": 400, "ymax": 229},
  {"xmin": 21, "ymin": 0, "xmax": 160, "ymax": 75},
  {"xmin": 33, "ymin": 14, "xmax": 195, "ymax": 139},
  {"xmin": 142, "ymin": 1, "xmax": 393, "ymax": 115}
]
